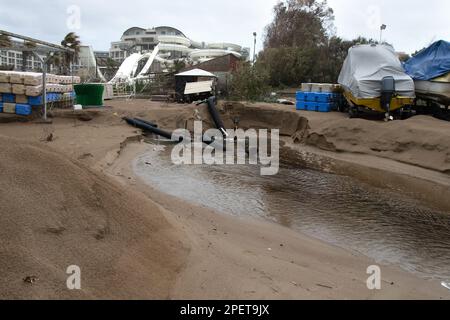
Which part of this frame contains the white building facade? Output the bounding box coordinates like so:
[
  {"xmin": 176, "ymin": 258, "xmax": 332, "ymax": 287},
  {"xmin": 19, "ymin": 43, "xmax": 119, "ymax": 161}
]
[
  {"xmin": 0, "ymin": 43, "xmax": 45, "ymax": 71},
  {"xmin": 109, "ymin": 26, "xmax": 250, "ymax": 64}
]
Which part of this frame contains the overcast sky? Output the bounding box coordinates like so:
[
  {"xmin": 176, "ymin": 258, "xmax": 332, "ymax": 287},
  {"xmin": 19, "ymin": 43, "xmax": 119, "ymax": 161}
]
[{"xmin": 0, "ymin": 0, "xmax": 448, "ymax": 55}]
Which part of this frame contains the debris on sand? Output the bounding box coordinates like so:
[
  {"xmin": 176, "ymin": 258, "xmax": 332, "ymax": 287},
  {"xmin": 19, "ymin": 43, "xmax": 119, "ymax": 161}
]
[{"xmin": 23, "ymin": 276, "xmax": 39, "ymax": 285}]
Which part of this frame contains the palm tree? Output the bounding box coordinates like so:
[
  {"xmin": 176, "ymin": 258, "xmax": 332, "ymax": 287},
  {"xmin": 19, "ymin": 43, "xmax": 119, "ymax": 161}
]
[
  {"xmin": 61, "ymin": 32, "xmax": 81, "ymax": 75},
  {"xmin": 22, "ymin": 41, "xmax": 37, "ymax": 71},
  {"xmin": 47, "ymin": 52, "xmax": 63, "ymax": 74}
]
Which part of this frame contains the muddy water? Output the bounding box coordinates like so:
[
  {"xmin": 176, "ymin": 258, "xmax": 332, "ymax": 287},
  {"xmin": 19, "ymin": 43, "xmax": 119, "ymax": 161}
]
[{"xmin": 134, "ymin": 141, "xmax": 450, "ymax": 281}]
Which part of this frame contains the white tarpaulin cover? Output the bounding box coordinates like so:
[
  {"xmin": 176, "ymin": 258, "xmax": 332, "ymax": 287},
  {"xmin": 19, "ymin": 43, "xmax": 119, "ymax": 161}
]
[
  {"xmin": 184, "ymin": 80, "xmax": 214, "ymax": 94},
  {"xmin": 338, "ymin": 44, "xmax": 415, "ymax": 99}
]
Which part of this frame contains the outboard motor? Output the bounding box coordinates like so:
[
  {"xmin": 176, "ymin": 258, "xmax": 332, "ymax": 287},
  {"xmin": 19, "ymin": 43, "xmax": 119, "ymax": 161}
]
[{"xmin": 380, "ymin": 76, "xmax": 395, "ymax": 121}]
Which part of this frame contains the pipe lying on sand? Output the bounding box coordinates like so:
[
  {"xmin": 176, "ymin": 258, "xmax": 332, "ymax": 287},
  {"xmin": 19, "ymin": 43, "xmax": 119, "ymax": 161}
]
[
  {"xmin": 123, "ymin": 117, "xmax": 182, "ymax": 141},
  {"xmin": 134, "ymin": 118, "xmax": 158, "ymax": 128}
]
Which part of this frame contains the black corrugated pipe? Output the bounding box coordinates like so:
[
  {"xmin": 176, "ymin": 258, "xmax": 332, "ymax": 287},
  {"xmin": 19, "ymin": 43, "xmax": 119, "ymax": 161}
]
[
  {"xmin": 134, "ymin": 118, "xmax": 158, "ymax": 128},
  {"xmin": 123, "ymin": 117, "xmax": 182, "ymax": 141},
  {"xmin": 205, "ymin": 96, "xmax": 228, "ymax": 138}
]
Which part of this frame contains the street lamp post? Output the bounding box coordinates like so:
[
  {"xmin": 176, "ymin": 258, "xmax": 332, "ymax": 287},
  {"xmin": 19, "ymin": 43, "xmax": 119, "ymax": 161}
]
[
  {"xmin": 380, "ymin": 24, "xmax": 387, "ymax": 44},
  {"xmin": 253, "ymin": 32, "xmax": 257, "ymax": 64}
]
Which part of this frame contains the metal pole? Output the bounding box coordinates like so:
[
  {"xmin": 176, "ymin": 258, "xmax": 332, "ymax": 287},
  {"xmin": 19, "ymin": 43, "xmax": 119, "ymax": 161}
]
[
  {"xmin": 0, "ymin": 30, "xmax": 74, "ymax": 53},
  {"xmin": 43, "ymin": 59, "xmax": 47, "ymax": 121},
  {"xmin": 253, "ymin": 32, "xmax": 257, "ymax": 64},
  {"xmin": 34, "ymin": 53, "xmax": 47, "ymax": 121}
]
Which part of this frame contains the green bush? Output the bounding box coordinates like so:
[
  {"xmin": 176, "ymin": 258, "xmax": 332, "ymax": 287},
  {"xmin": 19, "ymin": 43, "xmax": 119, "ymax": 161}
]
[{"xmin": 229, "ymin": 62, "xmax": 270, "ymax": 101}]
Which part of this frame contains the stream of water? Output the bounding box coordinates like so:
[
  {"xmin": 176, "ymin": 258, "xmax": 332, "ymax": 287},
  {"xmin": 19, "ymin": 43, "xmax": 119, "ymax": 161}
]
[{"xmin": 134, "ymin": 141, "xmax": 450, "ymax": 281}]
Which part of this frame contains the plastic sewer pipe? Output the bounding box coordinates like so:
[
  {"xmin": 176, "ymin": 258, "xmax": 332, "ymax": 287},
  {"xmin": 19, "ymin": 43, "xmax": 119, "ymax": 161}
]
[{"xmin": 205, "ymin": 96, "xmax": 229, "ymax": 138}]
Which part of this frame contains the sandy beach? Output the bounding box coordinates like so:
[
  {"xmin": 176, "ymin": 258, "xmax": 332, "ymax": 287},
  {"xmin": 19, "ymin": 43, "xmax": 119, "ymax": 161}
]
[{"xmin": 1, "ymin": 99, "xmax": 449, "ymax": 299}]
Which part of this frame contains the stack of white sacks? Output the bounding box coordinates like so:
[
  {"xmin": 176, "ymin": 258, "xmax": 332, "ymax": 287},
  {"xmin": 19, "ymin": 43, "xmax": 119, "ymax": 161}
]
[{"xmin": 0, "ymin": 71, "xmax": 81, "ymax": 97}]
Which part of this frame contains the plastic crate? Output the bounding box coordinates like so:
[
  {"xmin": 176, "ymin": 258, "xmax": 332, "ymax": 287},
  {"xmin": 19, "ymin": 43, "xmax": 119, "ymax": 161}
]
[
  {"xmin": 317, "ymin": 102, "xmax": 333, "ymax": 113},
  {"xmin": 28, "ymin": 95, "xmax": 43, "ymax": 106},
  {"xmin": 0, "ymin": 102, "xmax": 3, "ymax": 113},
  {"xmin": 296, "ymin": 101, "xmax": 307, "ymax": 110},
  {"xmin": 305, "ymin": 92, "xmax": 317, "ymax": 102},
  {"xmin": 306, "ymin": 102, "xmax": 318, "ymax": 112},
  {"xmin": 315, "ymin": 92, "xmax": 336, "ymax": 103},
  {"xmin": 2, "ymin": 93, "xmax": 15, "ymax": 103},
  {"xmin": 3, "ymin": 103, "xmax": 15, "ymax": 114},
  {"xmin": 15, "ymin": 104, "xmax": 32, "ymax": 116},
  {"xmin": 296, "ymin": 91, "xmax": 307, "ymax": 101},
  {"xmin": 16, "ymin": 94, "xmax": 28, "ymax": 104}
]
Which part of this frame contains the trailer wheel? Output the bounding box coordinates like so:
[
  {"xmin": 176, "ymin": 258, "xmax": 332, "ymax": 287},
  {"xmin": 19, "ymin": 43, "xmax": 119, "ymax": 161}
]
[{"xmin": 348, "ymin": 107, "xmax": 359, "ymax": 119}]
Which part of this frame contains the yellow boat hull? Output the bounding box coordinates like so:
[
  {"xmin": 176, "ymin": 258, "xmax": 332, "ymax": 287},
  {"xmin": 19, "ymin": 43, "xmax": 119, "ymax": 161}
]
[{"xmin": 343, "ymin": 91, "xmax": 414, "ymax": 113}]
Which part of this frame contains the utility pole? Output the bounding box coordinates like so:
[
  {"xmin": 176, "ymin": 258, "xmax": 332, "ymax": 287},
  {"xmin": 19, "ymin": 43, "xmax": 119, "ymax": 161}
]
[
  {"xmin": 253, "ymin": 32, "xmax": 257, "ymax": 65},
  {"xmin": 380, "ymin": 24, "xmax": 387, "ymax": 44}
]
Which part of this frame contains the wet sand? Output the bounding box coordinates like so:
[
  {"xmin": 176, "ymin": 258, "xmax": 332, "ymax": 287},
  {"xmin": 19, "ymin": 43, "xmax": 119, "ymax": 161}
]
[{"xmin": 0, "ymin": 99, "xmax": 449, "ymax": 299}]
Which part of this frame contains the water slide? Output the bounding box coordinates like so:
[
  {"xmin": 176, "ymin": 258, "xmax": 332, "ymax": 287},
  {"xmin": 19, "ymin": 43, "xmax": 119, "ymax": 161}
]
[
  {"xmin": 109, "ymin": 53, "xmax": 142, "ymax": 84},
  {"xmin": 80, "ymin": 45, "xmax": 107, "ymax": 82},
  {"xmin": 135, "ymin": 44, "xmax": 160, "ymax": 79},
  {"xmin": 109, "ymin": 45, "xmax": 164, "ymax": 84}
]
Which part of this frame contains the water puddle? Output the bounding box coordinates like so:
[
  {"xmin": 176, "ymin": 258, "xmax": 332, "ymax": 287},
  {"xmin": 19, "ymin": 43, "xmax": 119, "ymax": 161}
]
[{"xmin": 134, "ymin": 141, "xmax": 450, "ymax": 280}]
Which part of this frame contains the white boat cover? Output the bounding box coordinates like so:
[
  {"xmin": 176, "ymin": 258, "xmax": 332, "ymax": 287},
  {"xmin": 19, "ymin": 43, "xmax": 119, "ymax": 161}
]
[{"xmin": 338, "ymin": 44, "xmax": 415, "ymax": 99}]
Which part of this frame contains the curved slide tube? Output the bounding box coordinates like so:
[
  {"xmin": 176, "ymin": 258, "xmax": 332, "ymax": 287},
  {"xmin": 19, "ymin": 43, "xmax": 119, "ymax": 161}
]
[
  {"xmin": 135, "ymin": 45, "xmax": 160, "ymax": 79},
  {"xmin": 109, "ymin": 53, "xmax": 142, "ymax": 84}
]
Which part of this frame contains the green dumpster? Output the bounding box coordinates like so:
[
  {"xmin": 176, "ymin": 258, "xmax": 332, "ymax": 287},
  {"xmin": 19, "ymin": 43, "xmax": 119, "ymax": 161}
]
[{"xmin": 74, "ymin": 83, "xmax": 104, "ymax": 107}]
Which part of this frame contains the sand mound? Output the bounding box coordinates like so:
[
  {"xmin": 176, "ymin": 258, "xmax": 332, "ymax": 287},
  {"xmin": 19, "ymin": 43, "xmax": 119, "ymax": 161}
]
[
  {"xmin": 220, "ymin": 102, "xmax": 310, "ymax": 137},
  {"xmin": 309, "ymin": 116, "xmax": 450, "ymax": 173},
  {"xmin": 218, "ymin": 102, "xmax": 450, "ymax": 174},
  {"xmin": 0, "ymin": 135, "xmax": 187, "ymax": 299}
]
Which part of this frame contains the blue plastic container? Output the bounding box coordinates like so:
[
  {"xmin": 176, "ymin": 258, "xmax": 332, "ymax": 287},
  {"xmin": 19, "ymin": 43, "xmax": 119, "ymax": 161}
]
[
  {"xmin": 3, "ymin": 93, "xmax": 15, "ymax": 103},
  {"xmin": 306, "ymin": 102, "xmax": 318, "ymax": 111},
  {"xmin": 0, "ymin": 102, "xmax": 3, "ymax": 113},
  {"xmin": 28, "ymin": 96, "xmax": 43, "ymax": 106},
  {"xmin": 317, "ymin": 102, "xmax": 333, "ymax": 113},
  {"xmin": 296, "ymin": 101, "xmax": 307, "ymax": 110},
  {"xmin": 305, "ymin": 92, "xmax": 317, "ymax": 102},
  {"xmin": 315, "ymin": 93, "xmax": 335, "ymax": 103},
  {"xmin": 296, "ymin": 92, "xmax": 307, "ymax": 101},
  {"xmin": 15, "ymin": 104, "xmax": 32, "ymax": 116}
]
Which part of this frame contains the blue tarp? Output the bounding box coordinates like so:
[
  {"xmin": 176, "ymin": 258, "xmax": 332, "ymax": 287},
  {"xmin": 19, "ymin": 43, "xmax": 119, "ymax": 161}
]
[{"xmin": 404, "ymin": 40, "xmax": 450, "ymax": 81}]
